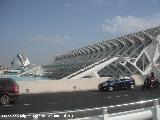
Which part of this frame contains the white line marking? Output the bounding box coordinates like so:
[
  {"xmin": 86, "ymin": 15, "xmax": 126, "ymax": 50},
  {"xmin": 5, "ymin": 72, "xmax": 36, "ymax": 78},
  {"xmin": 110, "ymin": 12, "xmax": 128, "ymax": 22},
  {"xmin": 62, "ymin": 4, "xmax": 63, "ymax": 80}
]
[
  {"xmin": 53, "ymin": 114, "xmax": 59, "ymax": 118},
  {"xmin": 108, "ymin": 97, "xmax": 111, "ymax": 99},
  {"xmin": 129, "ymin": 103, "xmax": 135, "ymax": 105},
  {"xmin": 116, "ymin": 105, "xmax": 122, "ymax": 107},
  {"xmin": 123, "ymin": 104, "xmax": 128, "ymax": 106},
  {"xmin": 124, "ymin": 94, "xmax": 128, "ymax": 97},
  {"xmin": 116, "ymin": 96, "xmax": 120, "ymax": 98},
  {"xmin": 23, "ymin": 104, "xmax": 30, "ymax": 106}
]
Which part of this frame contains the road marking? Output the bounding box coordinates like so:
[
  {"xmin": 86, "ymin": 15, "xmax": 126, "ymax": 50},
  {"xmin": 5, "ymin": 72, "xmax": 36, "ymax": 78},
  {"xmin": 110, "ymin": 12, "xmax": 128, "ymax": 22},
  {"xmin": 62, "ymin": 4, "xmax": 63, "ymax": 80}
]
[
  {"xmin": 116, "ymin": 105, "xmax": 122, "ymax": 107},
  {"xmin": 23, "ymin": 104, "xmax": 30, "ymax": 106},
  {"xmin": 53, "ymin": 114, "xmax": 59, "ymax": 118},
  {"xmin": 124, "ymin": 94, "xmax": 128, "ymax": 97},
  {"xmin": 22, "ymin": 98, "xmax": 159, "ymax": 118},
  {"xmin": 48, "ymin": 98, "xmax": 160, "ymax": 114},
  {"xmin": 129, "ymin": 103, "xmax": 136, "ymax": 105},
  {"xmin": 108, "ymin": 94, "xmax": 128, "ymax": 99},
  {"xmin": 123, "ymin": 104, "xmax": 128, "ymax": 106},
  {"xmin": 109, "ymin": 106, "xmax": 115, "ymax": 108}
]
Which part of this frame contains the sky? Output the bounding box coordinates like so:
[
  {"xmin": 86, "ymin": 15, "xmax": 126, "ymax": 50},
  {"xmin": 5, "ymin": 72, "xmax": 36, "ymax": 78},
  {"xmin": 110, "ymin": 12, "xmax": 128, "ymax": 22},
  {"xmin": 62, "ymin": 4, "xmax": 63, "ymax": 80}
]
[{"xmin": 0, "ymin": 0, "xmax": 160, "ymax": 66}]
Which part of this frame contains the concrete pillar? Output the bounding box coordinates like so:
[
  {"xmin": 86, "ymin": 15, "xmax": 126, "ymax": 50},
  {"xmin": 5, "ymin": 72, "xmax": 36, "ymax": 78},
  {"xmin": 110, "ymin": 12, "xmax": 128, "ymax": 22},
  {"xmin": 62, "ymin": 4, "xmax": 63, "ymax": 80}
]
[
  {"xmin": 93, "ymin": 72, "xmax": 100, "ymax": 78},
  {"xmin": 103, "ymin": 109, "xmax": 109, "ymax": 120},
  {"xmin": 153, "ymin": 99, "xmax": 160, "ymax": 120}
]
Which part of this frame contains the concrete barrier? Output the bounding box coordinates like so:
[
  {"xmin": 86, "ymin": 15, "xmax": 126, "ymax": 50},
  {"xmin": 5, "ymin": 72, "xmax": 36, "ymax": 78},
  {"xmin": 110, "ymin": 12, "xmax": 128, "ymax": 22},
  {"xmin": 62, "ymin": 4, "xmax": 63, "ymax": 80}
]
[
  {"xmin": 17, "ymin": 77, "xmax": 107, "ymax": 94},
  {"xmin": 17, "ymin": 75, "xmax": 144, "ymax": 94},
  {"xmin": 131, "ymin": 75, "xmax": 144, "ymax": 86}
]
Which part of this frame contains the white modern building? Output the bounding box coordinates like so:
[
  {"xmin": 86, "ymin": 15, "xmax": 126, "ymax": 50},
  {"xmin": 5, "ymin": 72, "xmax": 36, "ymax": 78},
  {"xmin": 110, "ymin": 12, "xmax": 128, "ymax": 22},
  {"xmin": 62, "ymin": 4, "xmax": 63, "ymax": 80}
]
[
  {"xmin": 1, "ymin": 54, "xmax": 44, "ymax": 77},
  {"xmin": 45, "ymin": 26, "xmax": 160, "ymax": 79},
  {"xmin": 11, "ymin": 54, "xmax": 30, "ymax": 69}
]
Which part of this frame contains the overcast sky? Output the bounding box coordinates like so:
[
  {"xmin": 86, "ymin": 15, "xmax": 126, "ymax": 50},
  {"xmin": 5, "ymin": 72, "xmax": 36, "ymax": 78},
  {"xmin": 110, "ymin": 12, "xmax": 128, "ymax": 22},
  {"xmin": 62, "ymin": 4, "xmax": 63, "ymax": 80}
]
[{"xmin": 0, "ymin": 0, "xmax": 160, "ymax": 66}]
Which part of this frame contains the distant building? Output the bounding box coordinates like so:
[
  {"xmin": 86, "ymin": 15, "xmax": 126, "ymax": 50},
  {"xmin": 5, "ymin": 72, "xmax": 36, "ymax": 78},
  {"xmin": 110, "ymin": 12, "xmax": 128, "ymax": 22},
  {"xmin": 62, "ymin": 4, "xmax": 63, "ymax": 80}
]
[
  {"xmin": 2, "ymin": 54, "xmax": 44, "ymax": 77},
  {"xmin": 44, "ymin": 26, "xmax": 160, "ymax": 79},
  {"xmin": 10, "ymin": 54, "xmax": 30, "ymax": 69},
  {"xmin": 0, "ymin": 65, "xmax": 5, "ymax": 70}
]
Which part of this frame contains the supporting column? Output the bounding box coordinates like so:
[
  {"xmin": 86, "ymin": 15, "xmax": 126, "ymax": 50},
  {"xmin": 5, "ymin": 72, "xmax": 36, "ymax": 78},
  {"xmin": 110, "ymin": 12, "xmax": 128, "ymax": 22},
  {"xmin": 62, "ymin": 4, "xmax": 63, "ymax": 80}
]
[
  {"xmin": 103, "ymin": 109, "xmax": 109, "ymax": 120},
  {"xmin": 93, "ymin": 71, "xmax": 100, "ymax": 78},
  {"xmin": 153, "ymin": 99, "xmax": 160, "ymax": 120}
]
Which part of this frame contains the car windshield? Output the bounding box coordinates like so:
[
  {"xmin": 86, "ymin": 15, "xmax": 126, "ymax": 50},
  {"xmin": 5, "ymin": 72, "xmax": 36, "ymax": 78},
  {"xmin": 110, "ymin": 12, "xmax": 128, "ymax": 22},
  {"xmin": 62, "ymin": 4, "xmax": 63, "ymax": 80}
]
[
  {"xmin": 107, "ymin": 78, "xmax": 118, "ymax": 82},
  {"xmin": 119, "ymin": 76, "xmax": 132, "ymax": 80}
]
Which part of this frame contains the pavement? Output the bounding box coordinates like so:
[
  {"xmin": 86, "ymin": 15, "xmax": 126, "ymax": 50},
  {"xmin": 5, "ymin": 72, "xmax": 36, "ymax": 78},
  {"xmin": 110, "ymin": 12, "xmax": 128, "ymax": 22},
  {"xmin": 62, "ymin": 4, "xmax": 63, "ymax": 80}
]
[{"xmin": 0, "ymin": 87, "xmax": 160, "ymax": 120}]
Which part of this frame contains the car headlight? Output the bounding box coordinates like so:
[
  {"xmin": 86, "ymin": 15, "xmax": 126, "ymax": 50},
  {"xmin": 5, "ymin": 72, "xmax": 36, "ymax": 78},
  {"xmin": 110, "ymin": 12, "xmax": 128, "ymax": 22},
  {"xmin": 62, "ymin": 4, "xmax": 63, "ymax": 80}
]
[
  {"xmin": 110, "ymin": 83, "xmax": 114, "ymax": 86},
  {"xmin": 103, "ymin": 83, "xmax": 108, "ymax": 86}
]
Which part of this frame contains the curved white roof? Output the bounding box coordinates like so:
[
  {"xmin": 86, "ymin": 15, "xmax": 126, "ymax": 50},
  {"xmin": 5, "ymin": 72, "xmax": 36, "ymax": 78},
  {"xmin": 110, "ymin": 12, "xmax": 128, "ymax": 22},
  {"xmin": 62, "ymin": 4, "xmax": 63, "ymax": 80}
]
[{"xmin": 11, "ymin": 54, "xmax": 30, "ymax": 69}]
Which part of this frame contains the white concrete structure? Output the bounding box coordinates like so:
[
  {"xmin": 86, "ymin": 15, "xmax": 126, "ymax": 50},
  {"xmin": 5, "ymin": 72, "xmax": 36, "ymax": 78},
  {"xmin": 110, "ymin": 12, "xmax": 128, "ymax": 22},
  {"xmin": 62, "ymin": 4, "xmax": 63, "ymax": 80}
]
[
  {"xmin": 11, "ymin": 54, "xmax": 30, "ymax": 69},
  {"xmin": 2, "ymin": 54, "xmax": 44, "ymax": 77},
  {"xmin": 15, "ymin": 75, "xmax": 142, "ymax": 94},
  {"xmin": 17, "ymin": 77, "xmax": 107, "ymax": 94},
  {"xmin": 45, "ymin": 26, "xmax": 160, "ymax": 79}
]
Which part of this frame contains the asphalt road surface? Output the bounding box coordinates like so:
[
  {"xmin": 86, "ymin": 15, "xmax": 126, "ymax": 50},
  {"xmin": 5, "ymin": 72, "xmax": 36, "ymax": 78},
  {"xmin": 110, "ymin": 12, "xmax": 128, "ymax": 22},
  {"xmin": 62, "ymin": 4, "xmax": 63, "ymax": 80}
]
[{"xmin": 0, "ymin": 87, "xmax": 160, "ymax": 120}]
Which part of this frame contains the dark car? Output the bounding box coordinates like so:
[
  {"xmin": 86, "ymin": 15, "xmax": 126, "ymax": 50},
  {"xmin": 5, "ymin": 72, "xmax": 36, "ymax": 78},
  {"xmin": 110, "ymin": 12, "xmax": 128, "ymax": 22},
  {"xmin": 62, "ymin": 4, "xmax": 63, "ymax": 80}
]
[
  {"xmin": 98, "ymin": 77, "xmax": 135, "ymax": 92},
  {"xmin": 0, "ymin": 78, "xmax": 19, "ymax": 105}
]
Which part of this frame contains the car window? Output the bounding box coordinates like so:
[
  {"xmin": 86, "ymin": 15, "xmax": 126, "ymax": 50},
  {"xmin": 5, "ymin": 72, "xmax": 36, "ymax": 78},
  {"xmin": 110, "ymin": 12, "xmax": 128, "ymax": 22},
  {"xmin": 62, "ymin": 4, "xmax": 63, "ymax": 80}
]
[
  {"xmin": 124, "ymin": 79, "xmax": 130, "ymax": 81},
  {"xmin": 0, "ymin": 79, "xmax": 6, "ymax": 84},
  {"xmin": 108, "ymin": 78, "xmax": 115, "ymax": 81},
  {"xmin": 0, "ymin": 78, "xmax": 16, "ymax": 86},
  {"xmin": 114, "ymin": 79, "xmax": 119, "ymax": 82},
  {"xmin": 119, "ymin": 79, "xmax": 124, "ymax": 82}
]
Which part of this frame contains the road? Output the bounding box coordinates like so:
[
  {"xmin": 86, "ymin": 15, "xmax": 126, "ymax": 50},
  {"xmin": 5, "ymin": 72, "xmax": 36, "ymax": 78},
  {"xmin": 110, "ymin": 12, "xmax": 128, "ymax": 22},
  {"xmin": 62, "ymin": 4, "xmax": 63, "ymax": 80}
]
[{"xmin": 0, "ymin": 88, "xmax": 160, "ymax": 120}]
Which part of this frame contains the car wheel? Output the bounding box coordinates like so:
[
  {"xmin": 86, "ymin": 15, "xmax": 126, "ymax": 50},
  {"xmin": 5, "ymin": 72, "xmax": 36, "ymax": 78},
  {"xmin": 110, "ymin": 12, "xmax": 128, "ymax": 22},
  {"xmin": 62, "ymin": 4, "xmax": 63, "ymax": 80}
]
[
  {"xmin": 153, "ymin": 83, "xmax": 159, "ymax": 90},
  {"xmin": 98, "ymin": 89, "xmax": 103, "ymax": 92},
  {"xmin": 130, "ymin": 84, "xmax": 135, "ymax": 90},
  {"xmin": 108, "ymin": 86, "xmax": 114, "ymax": 92},
  {"xmin": 0, "ymin": 95, "xmax": 11, "ymax": 105}
]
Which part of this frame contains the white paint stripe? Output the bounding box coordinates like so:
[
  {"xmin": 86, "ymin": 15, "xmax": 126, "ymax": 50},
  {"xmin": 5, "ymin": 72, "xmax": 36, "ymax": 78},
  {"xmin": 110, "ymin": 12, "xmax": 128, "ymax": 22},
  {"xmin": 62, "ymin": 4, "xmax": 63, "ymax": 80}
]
[
  {"xmin": 116, "ymin": 96, "xmax": 120, "ymax": 98},
  {"xmin": 129, "ymin": 103, "xmax": 136, "ymax": 105},
  {"xmin": 109, "ymin": 106, "xmax": 115, "ymax": 108},
  {"xmin": 102, "ymin": 107, "xmax": 108, "ymax": 109},
  {"xmin": 53, "ymin": 114, "xmax": 59, "ymax": 118},
  {"xmin": 23, "ymin": 104, "xmax": 30, "ymax": 106},
  {"xmin": 116, "ymin": 105, "xmax": 122, "ymax": 107},
  {"xmin": 123, "ymin": 104, "xmax": 128, "ymax": 106}
]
